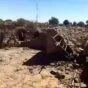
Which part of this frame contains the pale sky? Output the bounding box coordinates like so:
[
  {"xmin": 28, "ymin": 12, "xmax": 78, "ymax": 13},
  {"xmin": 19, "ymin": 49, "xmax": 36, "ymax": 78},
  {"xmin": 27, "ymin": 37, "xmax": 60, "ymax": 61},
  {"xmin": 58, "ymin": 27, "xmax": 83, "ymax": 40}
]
[{"xmin": 0, "ymin": 0, "xmax": 88, "ymax": 23}]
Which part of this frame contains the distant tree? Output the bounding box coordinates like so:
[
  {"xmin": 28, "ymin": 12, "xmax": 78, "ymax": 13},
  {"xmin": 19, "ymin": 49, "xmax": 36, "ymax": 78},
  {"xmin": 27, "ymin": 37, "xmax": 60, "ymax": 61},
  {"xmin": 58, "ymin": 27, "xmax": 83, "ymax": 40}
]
[
  {"xmin": 63, "ymin": 20, "xmax": 70, "ymax": 26},
  {"xmin": 16, "ymin": 18, "xmax": 26, "ymax": 26},
  {"xmin": 26, "ymin": 21, "xmax": 36, "ymax": 29},
  {"xmin": 73, "ymin": 22, "xmax": 77, "ymax": 26},
  {"xmin": 0, "ymin": 19, "xmax": 4, "ymax": 28},
  {"xmin": 49, "ymin": 17, "xmax": 59, "ymax": 26},
  {"xmin": 4, "ymin": 19, "xmax": 14, "ymax": 29},
  {"xmin": 4, "ymin": 19, "xmax": 12, "ymax": 25},
  {"xmin": 86, "ymin": 20, "xmax": 88, "ymax": 26},
  {"xmin": 0, "ymin": 19, "xmax": 4, "ymax": 24},
  {"xmin": 77, "ymin": 21, "xmax": 85, "ymax": 27}
]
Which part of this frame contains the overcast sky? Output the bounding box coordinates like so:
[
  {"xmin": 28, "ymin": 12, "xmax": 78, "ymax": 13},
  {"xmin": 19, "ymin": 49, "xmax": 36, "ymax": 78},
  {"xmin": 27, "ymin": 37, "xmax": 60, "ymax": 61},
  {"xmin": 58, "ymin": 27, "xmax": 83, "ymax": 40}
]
[{"xmin": 0, "ymin": 0, "xmax": 88, "ymax": 23}]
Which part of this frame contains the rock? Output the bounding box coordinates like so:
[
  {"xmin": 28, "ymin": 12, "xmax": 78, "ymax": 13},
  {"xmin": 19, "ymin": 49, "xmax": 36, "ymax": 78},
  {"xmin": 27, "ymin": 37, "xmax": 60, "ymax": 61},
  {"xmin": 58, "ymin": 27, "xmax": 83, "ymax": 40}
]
[
  {"xmin": 74, "ymin": 83, "xmax": 87, "ymax": 88},
  {"xmin": 65, "ymin": 70, "xmax": 69, "ymax": 74},
  {"xmin": 32, "ymin": 68, "xmax": 41, "ymax": 75},
  {"xmin": 80, "ymin": 83, "xmax": 87, "ymax": 88},
  {"xmin": 41, "ymin": 69, "xmax": 52, "ymax": 78},
  {"xmin": 50, "ymin": 71, "xmax": 65, "ymax": 79},
  {"xmin": 73, "ymin": 63, "xmax": 80, "ymax": 69},
  {"xmin": 0, "ymin": 58, "xmax": 3, "ymax": 62},
  {"xmin": 50, "ymin": 63, "xmax": 55, "ymax": 66},
  {"xmin": 57, "ymin": 62, "xmax": 62, "ymax": 66},
  {"xmin": 74, "ymin": 78, "xmax": 79, "ymax": 83},
  {"xmin": 67, "ymin": 63, "xmax": 73, "ymax": 68},
  {"xmin": 74, "ymin": 83, "xmax": 80, "ymax": 87}
]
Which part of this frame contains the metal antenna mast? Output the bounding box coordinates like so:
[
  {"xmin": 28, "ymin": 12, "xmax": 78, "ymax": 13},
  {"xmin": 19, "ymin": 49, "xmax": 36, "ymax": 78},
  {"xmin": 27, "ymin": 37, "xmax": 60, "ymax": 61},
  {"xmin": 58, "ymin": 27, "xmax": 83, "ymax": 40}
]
[{"xmin": 36, "ymin": 0, "xmax": 38, "ymax": 23}]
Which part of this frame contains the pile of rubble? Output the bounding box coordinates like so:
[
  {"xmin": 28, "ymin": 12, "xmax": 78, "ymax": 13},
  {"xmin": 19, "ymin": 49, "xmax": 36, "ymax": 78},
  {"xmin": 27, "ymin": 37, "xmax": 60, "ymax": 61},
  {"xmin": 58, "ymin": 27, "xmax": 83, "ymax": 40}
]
[
  {"xmin": 0, "ymin": 26, "xmax": 88, "ymax": 88},
  {"xmin": 0, "ymin": 48, "xmax": 87, "ymax": 88}
]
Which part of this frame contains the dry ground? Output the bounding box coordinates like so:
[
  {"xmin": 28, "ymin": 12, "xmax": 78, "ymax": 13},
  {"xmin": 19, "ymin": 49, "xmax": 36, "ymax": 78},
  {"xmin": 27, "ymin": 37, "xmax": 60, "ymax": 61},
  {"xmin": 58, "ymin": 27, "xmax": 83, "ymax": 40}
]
[
  {"xmin": 0, "ymin": 47, "xmax": 63, "ymax": 88},
  {"xmin": 0, "ymin": 47, "xmax": 86, "ymax": 88},
  {"xmin": 0, "ymin": 27, "xmax": 88, "ymax": 88}
]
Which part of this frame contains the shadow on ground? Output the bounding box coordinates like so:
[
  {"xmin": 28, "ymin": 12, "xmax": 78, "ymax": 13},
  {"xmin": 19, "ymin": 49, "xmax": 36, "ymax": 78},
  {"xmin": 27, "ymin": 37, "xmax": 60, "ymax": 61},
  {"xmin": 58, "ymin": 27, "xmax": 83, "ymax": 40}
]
[
  {"xmin": 23, "ymin": 52, "xmax": 69, "ymax": 66},
  {"xmin": 80, "ymin": 63, "xmax": 88, "ymax": 87}
]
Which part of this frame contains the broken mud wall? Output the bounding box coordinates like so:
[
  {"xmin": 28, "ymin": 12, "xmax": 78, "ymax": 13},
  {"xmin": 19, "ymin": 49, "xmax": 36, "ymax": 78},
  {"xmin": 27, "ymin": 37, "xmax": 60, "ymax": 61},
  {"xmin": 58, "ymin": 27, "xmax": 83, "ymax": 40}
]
[{"xmin": 29, "ymin": 32, "xmax": 47, "ymax": 50}]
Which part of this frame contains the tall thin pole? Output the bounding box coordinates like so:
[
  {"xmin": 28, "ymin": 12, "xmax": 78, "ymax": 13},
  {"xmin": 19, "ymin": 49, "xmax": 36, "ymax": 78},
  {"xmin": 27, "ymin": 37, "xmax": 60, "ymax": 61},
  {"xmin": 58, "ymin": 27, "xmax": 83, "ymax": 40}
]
[{"xmin": 36, "ymin": 0, "xmax": 38, "ymax": 23}]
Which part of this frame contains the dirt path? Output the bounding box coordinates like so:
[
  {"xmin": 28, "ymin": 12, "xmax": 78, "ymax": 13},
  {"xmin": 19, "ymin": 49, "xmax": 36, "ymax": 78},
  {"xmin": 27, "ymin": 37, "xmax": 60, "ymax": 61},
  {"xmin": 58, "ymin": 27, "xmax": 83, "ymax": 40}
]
[{"xmin": 0, "ymin": 48, "xmax": 64, "ymax": 88}]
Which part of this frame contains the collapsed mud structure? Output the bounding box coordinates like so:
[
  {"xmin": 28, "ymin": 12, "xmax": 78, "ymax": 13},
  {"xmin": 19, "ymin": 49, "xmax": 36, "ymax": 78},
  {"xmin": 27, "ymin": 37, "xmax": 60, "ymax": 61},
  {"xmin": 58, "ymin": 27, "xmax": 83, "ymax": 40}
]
[
  {"xmin": 0, "ymin": 27, "xmax": 73, "ymax": 56},
  {"xmin": 28, "ymin": 28, "xmax": 73, "ymax": 56},
  {"xmin": 0, "ymin": 27, "xmax": 88, "ymax": 59},
  {"xmin": 0, "ymin": 27, "xmax": 88, "ymax": 87},
  {"xmin": 0, "ymin": 27, "xmax": 88, "ymax": 56}
]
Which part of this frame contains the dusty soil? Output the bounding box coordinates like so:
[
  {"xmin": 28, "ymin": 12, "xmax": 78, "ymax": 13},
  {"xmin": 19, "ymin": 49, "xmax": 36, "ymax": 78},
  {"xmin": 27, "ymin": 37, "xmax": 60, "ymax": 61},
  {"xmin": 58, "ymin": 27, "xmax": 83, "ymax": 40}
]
[
  {"xmin": 0, "ymin": 47, "xmax": 87, "ymax": 88},
  {"xmin": 0, "ymin": 48, "xmax": 61, "ymax": 88},
  {"xmin": 0, "ymin": 27, "xmax": 88, "ymax": 88}
]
